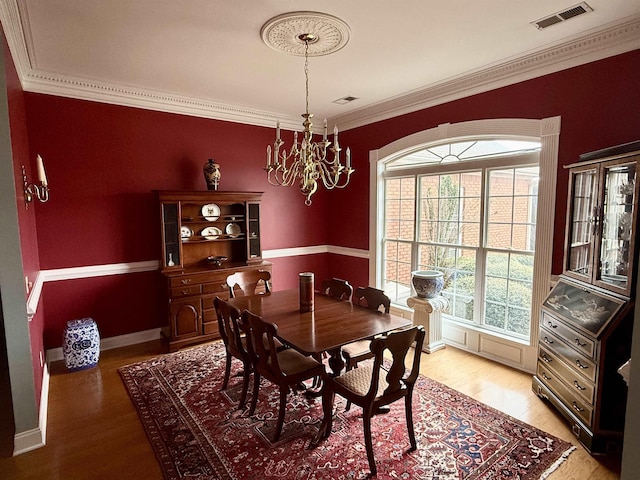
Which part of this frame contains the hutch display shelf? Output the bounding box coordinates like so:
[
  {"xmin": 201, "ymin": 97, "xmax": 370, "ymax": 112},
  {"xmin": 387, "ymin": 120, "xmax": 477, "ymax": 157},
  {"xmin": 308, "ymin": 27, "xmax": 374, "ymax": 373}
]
[
  {"xmin": 157, "ymin": 191, "xmax": 272, "ymax": 351},
  {"xmin": 532, "ymin": 141, "xmax": 639, "ymax": 454}
]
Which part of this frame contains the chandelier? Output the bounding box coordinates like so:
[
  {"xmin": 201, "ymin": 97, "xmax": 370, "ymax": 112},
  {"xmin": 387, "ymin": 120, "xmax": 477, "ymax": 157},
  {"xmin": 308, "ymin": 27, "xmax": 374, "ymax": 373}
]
[{"xmin": 262, "ymin": 13, "xmax": 354, "ymax": 206}]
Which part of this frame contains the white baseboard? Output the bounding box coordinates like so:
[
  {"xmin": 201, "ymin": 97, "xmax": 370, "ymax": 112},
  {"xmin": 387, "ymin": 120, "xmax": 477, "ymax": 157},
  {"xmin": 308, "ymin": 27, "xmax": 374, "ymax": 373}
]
[
  {"xmin": 13, "ymin": 361, "xmax": 49, "ymax": 455},
  {"xmin": 45, "ymin": 327, "xmax": 162, "ymax": 363},
  {"xmin": 13, "ymin": 427, "xmax": 45, "ymax": 456}
]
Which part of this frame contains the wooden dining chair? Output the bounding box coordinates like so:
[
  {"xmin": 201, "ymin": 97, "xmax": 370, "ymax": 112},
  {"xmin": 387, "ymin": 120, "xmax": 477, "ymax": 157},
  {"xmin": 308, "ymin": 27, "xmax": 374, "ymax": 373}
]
[
  {"xmin": 226, "ymin": 270, "xmax": 272, "ymax": 298},
  {"xmin": 242, "ymin": 309, "xmax": 326, "ymax": 442},
  {"xmin": 214, "ymin": 296, "xmax": 253, "ymax": 410},
  {"xmin": 316, "ymin": 325, "xmax": 425, "ymax": 475},
  {"xmin": 320, "ymin": 278, "xmax": 353, "ymax": 301},
  {"xmin": 342, "ymin": 287, "xmax": 392, "ymax": 373}
]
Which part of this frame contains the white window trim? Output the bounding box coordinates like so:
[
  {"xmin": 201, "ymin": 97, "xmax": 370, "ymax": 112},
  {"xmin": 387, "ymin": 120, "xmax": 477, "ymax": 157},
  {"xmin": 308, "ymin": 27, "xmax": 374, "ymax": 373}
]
[{"xmin": 369, "ymin": 118, "xmax": 561, "ymax": 372}]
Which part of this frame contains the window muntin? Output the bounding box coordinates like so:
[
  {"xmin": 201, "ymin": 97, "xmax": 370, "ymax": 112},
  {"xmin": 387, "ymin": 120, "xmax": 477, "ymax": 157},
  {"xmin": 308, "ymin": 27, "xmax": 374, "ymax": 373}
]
[
  {"xmin": 385, "ymin": 139, "xmax": 541, "ymax": 171},
  {"xmin": 383, "ymin": 140, "xmax": 540, "ymax": 340}
]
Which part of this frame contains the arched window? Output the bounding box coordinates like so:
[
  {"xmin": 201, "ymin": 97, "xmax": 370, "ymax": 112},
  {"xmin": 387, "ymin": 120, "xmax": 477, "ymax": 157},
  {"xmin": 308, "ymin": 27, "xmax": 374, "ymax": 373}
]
[{"xmin": 369, "ymin": 118, "xmax": 560, "ymax": 370}]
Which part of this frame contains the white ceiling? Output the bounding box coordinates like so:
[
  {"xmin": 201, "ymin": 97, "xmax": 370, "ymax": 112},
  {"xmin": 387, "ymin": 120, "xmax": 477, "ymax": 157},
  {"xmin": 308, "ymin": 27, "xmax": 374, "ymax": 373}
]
[{"xmin": 1, "ymin": 0, "xmax": 639, "ymax": 132}]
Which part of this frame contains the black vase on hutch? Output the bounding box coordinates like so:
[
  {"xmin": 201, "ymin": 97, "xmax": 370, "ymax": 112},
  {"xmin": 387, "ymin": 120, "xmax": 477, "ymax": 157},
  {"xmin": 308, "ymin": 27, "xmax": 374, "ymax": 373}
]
[{"xmin": 203, "ymin": 159, "xmax": 221, "ymax": 190}]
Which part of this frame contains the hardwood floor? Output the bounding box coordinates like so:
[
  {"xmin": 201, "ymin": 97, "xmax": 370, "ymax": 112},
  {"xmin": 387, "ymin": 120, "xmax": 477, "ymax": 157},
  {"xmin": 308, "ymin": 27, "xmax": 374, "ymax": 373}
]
[{"xmin": 0, "ymin": 341, "xmax": 622, "ymax": 479}]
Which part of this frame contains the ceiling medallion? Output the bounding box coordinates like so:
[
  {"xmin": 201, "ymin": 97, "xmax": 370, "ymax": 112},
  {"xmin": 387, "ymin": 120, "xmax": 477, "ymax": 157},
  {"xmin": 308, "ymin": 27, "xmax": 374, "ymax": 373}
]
[
  {"xmin": 260, "ymin": 11, "xmax": 351, "ymax": 57},
  {"xmin": 261, "ymin": 12, "xmax": 354, "ymax": 205}
]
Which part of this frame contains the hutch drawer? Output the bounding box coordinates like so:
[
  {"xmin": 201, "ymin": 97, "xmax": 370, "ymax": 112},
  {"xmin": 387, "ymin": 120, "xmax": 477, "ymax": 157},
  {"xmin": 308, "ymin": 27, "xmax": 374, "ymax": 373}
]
[{"xmin": 170, "ymin": 285, "xmax": 202, "ymax": 297}]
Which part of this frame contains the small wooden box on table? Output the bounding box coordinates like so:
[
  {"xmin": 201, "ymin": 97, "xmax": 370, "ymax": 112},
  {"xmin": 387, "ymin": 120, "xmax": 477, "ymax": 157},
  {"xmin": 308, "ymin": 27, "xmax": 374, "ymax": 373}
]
[{"xmin": 157, "ymin": 190, "xmax": 272, "ymax": 351}]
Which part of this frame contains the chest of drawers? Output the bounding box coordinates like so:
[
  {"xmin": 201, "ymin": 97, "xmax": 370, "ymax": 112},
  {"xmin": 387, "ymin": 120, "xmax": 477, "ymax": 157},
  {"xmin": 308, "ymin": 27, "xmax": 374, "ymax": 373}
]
[{"xmin": 532, "ymin": 277, "xmax": 633, "ymax": 454}]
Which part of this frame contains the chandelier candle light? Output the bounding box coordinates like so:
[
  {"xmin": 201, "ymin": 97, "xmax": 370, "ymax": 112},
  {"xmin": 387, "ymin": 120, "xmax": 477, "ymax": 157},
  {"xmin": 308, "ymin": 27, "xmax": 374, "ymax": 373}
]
[{"xmin": 262, "ymin": 15, "xmax": 354, "ymax": 206}]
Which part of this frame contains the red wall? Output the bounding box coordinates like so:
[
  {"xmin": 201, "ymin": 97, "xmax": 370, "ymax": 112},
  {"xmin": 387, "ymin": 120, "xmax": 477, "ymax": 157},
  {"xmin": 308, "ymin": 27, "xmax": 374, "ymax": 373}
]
[
  {"xmin": 23, "ymin": 49, "xmax": 640, "ymax": 349},
  {"xmin": 331, "ymin": 50, "xmax": 640, "ymax": 274},
  {"xmin": 23, "ymin": 94, "xmax": 332, "ymax": 347}
]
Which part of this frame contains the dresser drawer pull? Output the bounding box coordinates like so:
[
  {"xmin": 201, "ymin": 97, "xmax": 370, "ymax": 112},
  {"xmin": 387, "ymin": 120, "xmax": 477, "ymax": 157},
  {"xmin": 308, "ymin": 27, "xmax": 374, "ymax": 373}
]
[
  {"xmin": 575, "ymin": 359, "xmax": 589, "ymax": 370},
  {"xmin": 181, "ymin": 279, "xmax": 192, "ymax": 285},
  {"xmin": 574, "ymin": 338, "xmax": 587, "ymax": 348},
  {"xmin": 541, "ymin": 353, "xmax": 552, "ymax": 363},
  {"xmin": 573, "ymin": 380, "xmax": 586, "ymax": 391},
  {"xmin": 547, "ymin": 321, "xmax": 558, "ymax": 328},
  {"xmin": 572, "ymin": 401, "xmax": 585, "ymax": 413},
  {"xmin": 543, "ymin": 336, "xmax": 554, "ymax": 344},
  {"xmin": 541, "ymin": 371, "xmax": 552, "ymax": 381},
  {"xmin": 181, "ymin": 289, "xmax": 192, "ymax": 295}
]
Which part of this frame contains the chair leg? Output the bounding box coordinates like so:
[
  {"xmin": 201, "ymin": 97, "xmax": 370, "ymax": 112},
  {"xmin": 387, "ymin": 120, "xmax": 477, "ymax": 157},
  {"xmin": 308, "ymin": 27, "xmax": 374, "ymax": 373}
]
[
  {"xmin": 238, "ymin": 362, "xmax": 251, "ymax": 410},
  {"xmin": 248, "ymin": 372, "xmax": 260, "ymax": 416},
  {"xmin": 344, "ymin": 363, "xmax": 355, "ymax": 411},
  {"xmin": 362, "ymin": 409, "xmax": 377, "ymax": 476},
  {"xmin": 221, "ymin": 352, "xmax": 232, "ymax": 391},
  {"xmin": 321, "ymin": 385, "xmax": 335, "ymax": 439},
  {"xmin": 273, "ymin": 387, "xmax": 287, "ymax": 442},
  {"xmin": 405, "ymin": 393, "xmax": 417, "ymax": 450}
]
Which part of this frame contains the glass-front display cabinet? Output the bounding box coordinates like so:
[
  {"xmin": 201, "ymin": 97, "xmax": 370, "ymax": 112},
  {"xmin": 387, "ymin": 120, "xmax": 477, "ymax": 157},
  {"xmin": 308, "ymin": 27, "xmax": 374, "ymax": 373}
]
[
  {"xmin": 563, "ymin": 145, "xmax": 640, "ymax": 297},
  {"xmin": 156, "ymin": 190, "xmax": 272, "ymax": 351},
  {"xmin": 534, "ymin": 140, "xmax": 639, "ymax": 454}
]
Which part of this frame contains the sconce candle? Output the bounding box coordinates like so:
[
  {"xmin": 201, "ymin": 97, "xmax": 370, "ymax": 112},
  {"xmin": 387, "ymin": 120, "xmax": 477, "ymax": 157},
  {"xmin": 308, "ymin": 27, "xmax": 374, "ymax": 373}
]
[
  {"xmin": 22, "ymin": 154, "xmax": 50, "ymax": 208},
  {"xmin": 36, "ymin": 154, "xmax": 48, "ymax": 186}
]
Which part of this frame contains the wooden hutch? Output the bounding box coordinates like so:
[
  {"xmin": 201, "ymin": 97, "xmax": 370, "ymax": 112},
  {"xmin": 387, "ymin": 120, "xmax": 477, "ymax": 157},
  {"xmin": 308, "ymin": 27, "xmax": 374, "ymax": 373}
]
[
  {"xmin": 157, "ymin": 191, "xmax": 272, "ymax": 351},
  {"xmin": 533, "ymin": 141, "xmax": 639, "ymax": 454}
]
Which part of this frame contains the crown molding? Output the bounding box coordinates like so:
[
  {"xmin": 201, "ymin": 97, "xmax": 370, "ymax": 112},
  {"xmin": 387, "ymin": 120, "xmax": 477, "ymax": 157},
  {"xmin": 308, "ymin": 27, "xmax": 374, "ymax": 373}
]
[
  {"xmin": 334, "ymin": 15, "xmax": 640, "ymax": 131},
  {"xmin": 1, "ymin": 1, "xmax": 639, "ymax": 131}
]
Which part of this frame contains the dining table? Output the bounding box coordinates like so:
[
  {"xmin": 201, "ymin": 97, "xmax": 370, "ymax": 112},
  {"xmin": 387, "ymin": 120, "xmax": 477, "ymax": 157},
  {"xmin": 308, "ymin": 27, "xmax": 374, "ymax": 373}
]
[{"xmin": 226, "ymin": 288, "xmax": 412, "ymax": 375}]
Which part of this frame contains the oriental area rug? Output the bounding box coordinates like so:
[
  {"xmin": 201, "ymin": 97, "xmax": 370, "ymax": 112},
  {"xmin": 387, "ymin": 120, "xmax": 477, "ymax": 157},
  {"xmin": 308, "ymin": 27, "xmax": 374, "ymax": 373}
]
[{"xmin": 119, "ymin": 342, "xmax": 574, "ymax": 480}]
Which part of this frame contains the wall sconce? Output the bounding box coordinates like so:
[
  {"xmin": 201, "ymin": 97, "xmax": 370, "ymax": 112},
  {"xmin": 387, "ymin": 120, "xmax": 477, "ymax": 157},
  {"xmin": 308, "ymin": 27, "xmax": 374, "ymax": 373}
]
[{"xmin": 22, "ymin": 154, "xmax": 49, "ymax": 208}]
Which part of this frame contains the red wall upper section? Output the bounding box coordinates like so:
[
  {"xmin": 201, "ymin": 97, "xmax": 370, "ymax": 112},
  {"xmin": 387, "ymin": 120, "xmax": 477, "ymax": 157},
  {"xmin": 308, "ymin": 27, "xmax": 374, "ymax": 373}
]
[
  {"xmin": 331, "ymin": 49, "xmax": 640, "ymax": 274},
  {"xmin": 23, "ymin": 95, "xmax": 331, "ymax": 270}
]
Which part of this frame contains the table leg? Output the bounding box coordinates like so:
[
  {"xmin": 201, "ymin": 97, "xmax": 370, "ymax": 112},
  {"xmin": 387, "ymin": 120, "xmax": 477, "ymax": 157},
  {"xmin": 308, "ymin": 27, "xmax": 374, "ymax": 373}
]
[
  {"xmin": 304, "ymin": 348, "xmax": 344, "ymax": 398},
  {"xmin": 327, "ymin": 348, "xmax": 345, "ymax": 376}
]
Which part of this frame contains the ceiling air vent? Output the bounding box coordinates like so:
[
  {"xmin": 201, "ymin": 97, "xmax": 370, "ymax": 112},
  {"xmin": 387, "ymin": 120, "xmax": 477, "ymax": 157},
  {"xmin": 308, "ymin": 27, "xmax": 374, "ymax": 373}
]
[
  {"xmin": 532, "ymin": 2, "xmax": 593, "ymax": 30},
  {"xmin": 333, "ymin": 95, "xmax": 359, "ymax": 105}
]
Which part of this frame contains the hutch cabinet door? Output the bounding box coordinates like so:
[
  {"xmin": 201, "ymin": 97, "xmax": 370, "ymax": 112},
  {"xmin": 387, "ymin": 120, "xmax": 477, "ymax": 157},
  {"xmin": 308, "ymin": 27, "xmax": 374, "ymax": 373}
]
[
  {"xmin": 168, "ymin": 298, "xmax": 201, "ymax": 340},
  {"xmin": 247, "ymin": 202, "xmax": 262, "ymax": 262},
  {"xmin": 594, "ymin": 159, "xmax": 638, "ymax": 296},
  {"xmin": 161, "ymin": 201, "xmax": 182, "ymax": 270},
  {"xmin": 564, "ymin": 164, "xmax": 598, "ymax": 283}
]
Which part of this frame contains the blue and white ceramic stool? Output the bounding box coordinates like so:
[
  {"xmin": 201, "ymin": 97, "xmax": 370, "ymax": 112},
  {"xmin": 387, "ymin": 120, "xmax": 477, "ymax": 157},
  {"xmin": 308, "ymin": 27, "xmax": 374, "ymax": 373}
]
[{"xmin": 62, "ymin": 318, "xmax": 100, "ymax": 371}]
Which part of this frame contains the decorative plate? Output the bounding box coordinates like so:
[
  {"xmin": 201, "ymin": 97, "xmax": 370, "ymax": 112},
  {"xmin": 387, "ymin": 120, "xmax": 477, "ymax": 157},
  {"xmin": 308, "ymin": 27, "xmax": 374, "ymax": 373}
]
[
  {"xmin": 180, "ymin": 226, "xmax": 193, "ymax": 239},
  {"xmin": 201, "ymin": 203, "xmax": 220, "ymax": 221},
  {"xmin": 201, "ymin": 226, "xmax": 222, "ymax": 240},
  {"xmin": 226, "ymin": 222, "xmax": 241, "ymax": 238}
]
